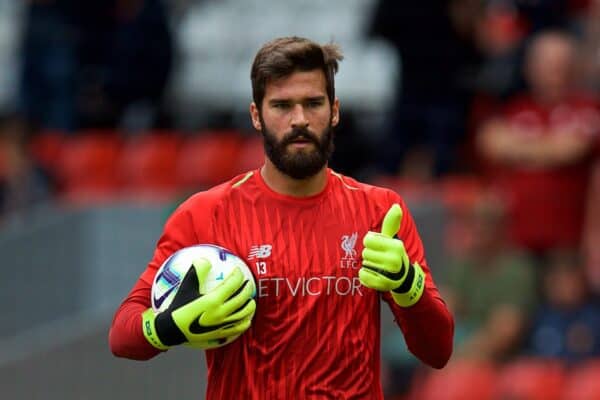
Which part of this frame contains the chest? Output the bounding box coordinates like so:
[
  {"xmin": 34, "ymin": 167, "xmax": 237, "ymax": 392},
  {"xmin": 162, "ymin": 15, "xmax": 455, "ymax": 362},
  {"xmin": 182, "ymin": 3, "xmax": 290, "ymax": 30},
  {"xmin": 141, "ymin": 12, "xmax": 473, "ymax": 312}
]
[
  {"xmin": 508, "ymin": 103, "xmax": 597, "ymax": 137},
  {"xmin": 219, "ymin": 204, "xmax": 377, "ymax": 300}
]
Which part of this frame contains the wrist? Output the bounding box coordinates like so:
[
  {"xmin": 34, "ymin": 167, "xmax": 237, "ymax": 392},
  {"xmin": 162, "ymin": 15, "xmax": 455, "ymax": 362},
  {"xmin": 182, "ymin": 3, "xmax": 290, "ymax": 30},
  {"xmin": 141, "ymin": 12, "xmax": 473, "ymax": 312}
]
[
  {"xmin": 391, "ymin": 262, "xmax": 425, "ymax": 307},
  {"xmin": 142, "ymin": 308, "xmax": 170, "ymax": 350}
]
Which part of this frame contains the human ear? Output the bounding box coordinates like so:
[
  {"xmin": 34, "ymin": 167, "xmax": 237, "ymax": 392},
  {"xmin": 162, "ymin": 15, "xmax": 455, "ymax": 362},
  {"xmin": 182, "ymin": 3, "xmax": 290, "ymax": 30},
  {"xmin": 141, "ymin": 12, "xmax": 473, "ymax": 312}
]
[{"xmin": 250, "ymin": 102, "xmax": 262, "ymax": 131}]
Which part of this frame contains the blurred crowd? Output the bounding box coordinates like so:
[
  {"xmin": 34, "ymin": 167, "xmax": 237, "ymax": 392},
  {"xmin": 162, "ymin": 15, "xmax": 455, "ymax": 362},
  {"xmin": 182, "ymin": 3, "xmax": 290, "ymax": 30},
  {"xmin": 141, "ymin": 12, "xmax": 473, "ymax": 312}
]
[
  {"xmin": 369, "ymin": 1, "xmax": 600, "ymax": 399},
  {"xmin": 1, "ymin": 0, "xmax": 599, "ymax": 399}
]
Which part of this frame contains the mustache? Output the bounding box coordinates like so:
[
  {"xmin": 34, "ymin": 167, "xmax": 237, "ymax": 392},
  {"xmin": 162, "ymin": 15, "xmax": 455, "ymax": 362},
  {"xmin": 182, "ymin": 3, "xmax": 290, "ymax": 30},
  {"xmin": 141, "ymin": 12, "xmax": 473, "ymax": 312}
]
[{"xmin": 281, "ymin": 127, "xmax": 320, "ymax": 146}]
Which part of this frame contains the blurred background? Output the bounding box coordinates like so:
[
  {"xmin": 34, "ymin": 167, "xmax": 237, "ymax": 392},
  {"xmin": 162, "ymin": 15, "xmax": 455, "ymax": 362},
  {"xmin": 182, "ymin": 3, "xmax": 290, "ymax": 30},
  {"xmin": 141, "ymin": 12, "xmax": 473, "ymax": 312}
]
[{"xmin": 0, "ymin": 0, "xmax": 599, "ymax": 399}]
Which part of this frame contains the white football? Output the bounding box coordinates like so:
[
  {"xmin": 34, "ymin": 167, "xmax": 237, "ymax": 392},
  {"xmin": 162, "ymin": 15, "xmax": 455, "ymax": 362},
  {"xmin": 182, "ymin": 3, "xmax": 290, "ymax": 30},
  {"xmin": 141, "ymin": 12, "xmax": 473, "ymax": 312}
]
[{"xmin": 151, "ymin": 244, "xmax": 256, "ymax": 348}]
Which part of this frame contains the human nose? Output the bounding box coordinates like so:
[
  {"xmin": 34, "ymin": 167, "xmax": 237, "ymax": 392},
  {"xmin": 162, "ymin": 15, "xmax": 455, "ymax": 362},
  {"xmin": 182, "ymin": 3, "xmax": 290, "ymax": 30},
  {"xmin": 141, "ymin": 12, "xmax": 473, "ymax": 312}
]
[{"xmin": 290, "ymin": 104, "xmax": 309, "ymax": 128}]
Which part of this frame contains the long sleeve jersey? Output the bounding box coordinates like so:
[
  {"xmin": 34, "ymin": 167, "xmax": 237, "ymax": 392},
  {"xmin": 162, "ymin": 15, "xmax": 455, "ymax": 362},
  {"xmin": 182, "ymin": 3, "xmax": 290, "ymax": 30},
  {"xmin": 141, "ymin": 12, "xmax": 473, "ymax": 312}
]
[{"xmin": 109, "ymin": 168, "xmax": 454, "ymax": 399}]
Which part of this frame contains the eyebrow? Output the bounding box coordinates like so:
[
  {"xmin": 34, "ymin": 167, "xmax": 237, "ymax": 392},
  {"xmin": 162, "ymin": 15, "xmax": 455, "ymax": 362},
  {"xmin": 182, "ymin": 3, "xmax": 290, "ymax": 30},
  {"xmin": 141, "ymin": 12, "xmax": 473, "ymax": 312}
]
[{"xmin": 268, "ymin": 96, "xmax": 326, "ymax": 105}]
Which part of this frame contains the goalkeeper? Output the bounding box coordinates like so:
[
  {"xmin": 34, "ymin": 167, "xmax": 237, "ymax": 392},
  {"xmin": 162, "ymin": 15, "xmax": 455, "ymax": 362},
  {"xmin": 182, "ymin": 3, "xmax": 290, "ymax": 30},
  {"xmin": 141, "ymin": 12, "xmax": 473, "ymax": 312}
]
[{"xmin": 109, "ymin": 36, "xmax": 453, "ymax": 399}]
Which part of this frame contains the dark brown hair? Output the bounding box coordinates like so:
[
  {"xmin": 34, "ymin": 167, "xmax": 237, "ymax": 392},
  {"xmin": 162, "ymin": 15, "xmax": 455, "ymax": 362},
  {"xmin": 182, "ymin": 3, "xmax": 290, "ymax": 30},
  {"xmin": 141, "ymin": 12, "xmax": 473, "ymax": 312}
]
[{"xmin": 251, "ymin": 37, "xmax": 343, "ymax": 109}]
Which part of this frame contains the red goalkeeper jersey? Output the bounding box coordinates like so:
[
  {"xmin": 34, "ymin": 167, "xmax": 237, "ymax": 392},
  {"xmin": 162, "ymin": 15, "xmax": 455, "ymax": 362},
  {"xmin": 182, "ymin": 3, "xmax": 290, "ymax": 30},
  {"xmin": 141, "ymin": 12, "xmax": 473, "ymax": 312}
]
[{"xmin": 109, "ymin": 169, "xmax": 453, "ymax": 399}]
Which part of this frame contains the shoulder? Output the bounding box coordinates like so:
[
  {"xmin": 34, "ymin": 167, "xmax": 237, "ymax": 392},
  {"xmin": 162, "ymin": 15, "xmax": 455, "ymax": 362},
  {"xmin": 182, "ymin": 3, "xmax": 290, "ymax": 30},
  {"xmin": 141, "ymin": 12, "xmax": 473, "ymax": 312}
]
[
  {"xmin": 568, "ymin": 91, "xmax": 599, "ymax": 107},
  {"xmin": 329, "ymin": 170, "xmax": 403, "ymax": 204},
  {"xmin": 174, "ymin": 171, "xmax": 256, "ymax": 217},
  {"xmin": 504, "ymin": 93, "xmax": 537, "ymax": 114}
]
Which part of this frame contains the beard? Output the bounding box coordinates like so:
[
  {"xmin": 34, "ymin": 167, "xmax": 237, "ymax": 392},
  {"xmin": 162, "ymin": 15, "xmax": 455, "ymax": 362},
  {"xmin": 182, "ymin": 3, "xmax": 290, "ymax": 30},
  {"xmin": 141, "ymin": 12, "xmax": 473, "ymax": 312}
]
[{"xmin": 260, "ymin": 116, "xmax": 335, "ymax": 180}]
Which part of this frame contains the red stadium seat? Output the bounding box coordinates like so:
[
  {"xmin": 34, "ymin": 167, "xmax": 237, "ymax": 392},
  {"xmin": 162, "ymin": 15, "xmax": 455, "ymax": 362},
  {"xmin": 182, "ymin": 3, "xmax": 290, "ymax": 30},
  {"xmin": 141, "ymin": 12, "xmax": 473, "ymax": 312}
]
[
  {"xmin": 118, "ymin": 132, "xmax": 182, "ymax": 198},
  {"xmin": 494, "ymin": 358, "xmax": 566, "ymax": 400},
  {"xmin": 562, "ymin": 360, "xmax": 600, "ymax": 400},
  {"xmin": 233, "ymin": 134, "xmax": 264, "ymax": 174},
  {"xmin": 175, "ymin": 130, "xmax": 243, "ymax": 190},
  {"xmin": 418, "ymin": 360, "xmax": 496, "ymax": 400},
  {"xmin": 55, "ymin": 131, "xmax": 122, "ymax": 202},
  {"xmin": 28, "ymin": 130, "xmax": 65, "ymax": 173},
  {"xmin": 439, "ymin": 175, "xmax": 485, "ymax": 212}
]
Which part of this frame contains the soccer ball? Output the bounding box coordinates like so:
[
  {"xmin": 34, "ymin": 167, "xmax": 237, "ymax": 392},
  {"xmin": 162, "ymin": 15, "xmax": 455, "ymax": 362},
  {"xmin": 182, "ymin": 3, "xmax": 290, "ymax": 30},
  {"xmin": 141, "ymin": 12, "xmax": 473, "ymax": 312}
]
[{"xmin": 151, "ymin": 244, "xmax": 256, "ymax": 348}]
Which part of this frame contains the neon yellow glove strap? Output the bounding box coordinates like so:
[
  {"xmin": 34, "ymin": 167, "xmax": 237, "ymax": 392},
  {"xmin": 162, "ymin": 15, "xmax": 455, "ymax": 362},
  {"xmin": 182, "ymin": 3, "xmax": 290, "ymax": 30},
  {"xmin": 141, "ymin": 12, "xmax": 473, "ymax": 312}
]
[
  {"xmin": 142, "ymin": 308, "xmax": 170, "ymax": 351},
  {"xmin": 391, "ymin": 262, "xmax": 426, "ymax": 307}
]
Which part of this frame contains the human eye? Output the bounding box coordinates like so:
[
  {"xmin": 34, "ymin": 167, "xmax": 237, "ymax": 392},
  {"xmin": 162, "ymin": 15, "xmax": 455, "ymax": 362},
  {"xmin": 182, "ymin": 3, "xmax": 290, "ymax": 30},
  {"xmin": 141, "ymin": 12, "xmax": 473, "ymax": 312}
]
[
  {"xmin": 272, "ymin": 102, "xmax": 291, "ymax": 110},
  {"xmin": 306, "ymin": 99, "xmax": 325, "ymax": 108}
]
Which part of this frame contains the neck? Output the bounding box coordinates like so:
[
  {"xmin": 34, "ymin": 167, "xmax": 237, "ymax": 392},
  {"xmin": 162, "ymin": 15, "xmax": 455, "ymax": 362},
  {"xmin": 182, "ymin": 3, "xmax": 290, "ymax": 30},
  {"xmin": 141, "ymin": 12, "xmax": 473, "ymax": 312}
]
[
  {"xmin": 532, "ymin": 88, "xmax": 567, "ymax": 106},
  {"xmin": 260, "ymin": 160, "xmax": 328, "ymax": 197}
]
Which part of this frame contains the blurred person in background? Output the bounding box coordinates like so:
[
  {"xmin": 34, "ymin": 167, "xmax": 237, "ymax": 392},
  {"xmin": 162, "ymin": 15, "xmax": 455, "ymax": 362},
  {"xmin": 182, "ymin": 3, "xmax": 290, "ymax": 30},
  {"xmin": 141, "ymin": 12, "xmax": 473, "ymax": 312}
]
[
  {"xmin": 0, "ymin": 113, "xmax": 52, "ymax": 222},
  {"xmin": 367, "ymin": 0, "xmax": 483, "ymax": 179},
  {"xmin": 577, "ymin": 0, "xmax": 600, "ymax": 91},
  {"xmin": 583, "ymin": 161, "xmax": 600, "ymax": 293},
  {"xmin": 462, "ymin": 0, "xmax": 596, "ymax": 174},
  {"xmin": 471, "ymin": 1, "xmax": 530, "ymax": 99},
  {"xmin": 19, "ymin": 0, "xmax": 78, "ymax": 132},
  {"xmin": 441, "ymin": 190, "xmax": 537, "ymax": 362},
  {"xmin": 19, "ymin": 0, "xmax": 173, "ymax": 133},
  {"xmin": 515, "ymin": 0, "xmax": 571, "ymax": 32},
  {"xmin": 476, "ymin": 30, "xmax": 599, "ymax": 257},
  {"xmin": 526, "ymin": 248, "xmax": 600, "ymax": 364},
  {"xmin": 87, "ymin": 0, "xmax": 173, "ymax": 131}
]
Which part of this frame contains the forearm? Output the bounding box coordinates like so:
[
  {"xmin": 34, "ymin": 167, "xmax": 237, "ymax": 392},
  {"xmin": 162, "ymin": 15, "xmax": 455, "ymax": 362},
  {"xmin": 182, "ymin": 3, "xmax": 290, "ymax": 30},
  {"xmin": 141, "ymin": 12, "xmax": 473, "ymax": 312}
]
[
  {"xmin": 515, "ymin": 135, "xmax": 591, "ymax": 167},
  {"xmin": 109, "ymin": 284, "xmax": 162, "ymax": 360},
  {"xmin": 459, "ymin": 306, "xmax": 525, "ymax": 360},
  {"xmin": 387, "ymin": 288, "xmax": 454, "ymax": 369},
  {"xmin": 479, "ymin": 127, "xmax": 546, "ymax": 166},
  {"xmin": 479, "ymin": 121, "xmax": 592, "ymax": 167},
  {"xmin": 372, "ymin": 200, "xmax": 454, "ymax": 368}
]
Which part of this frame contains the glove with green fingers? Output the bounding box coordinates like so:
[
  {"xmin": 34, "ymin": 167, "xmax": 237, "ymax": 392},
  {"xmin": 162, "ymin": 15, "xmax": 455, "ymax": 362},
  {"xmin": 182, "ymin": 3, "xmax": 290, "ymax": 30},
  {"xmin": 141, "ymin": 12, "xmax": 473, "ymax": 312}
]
[
  {"xmin": 142, "ymin": 258, "xmax": 256, "ymax": 350},
  {"xmin": 359, "ymin": 203, "xmax": 426, "ymax": 307}
]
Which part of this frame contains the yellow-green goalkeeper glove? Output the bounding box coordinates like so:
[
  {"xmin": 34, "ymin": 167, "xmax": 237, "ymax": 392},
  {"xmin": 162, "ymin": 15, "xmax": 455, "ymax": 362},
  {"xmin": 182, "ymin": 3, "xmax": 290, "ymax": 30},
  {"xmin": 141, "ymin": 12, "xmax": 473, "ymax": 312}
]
[
  {"xmin": 142, "ymin": 259, "xmax": 256, "ymax": 350},
  {"xmin": 360, "ymin": 203, "xmax": 426, "ymax": 307}
]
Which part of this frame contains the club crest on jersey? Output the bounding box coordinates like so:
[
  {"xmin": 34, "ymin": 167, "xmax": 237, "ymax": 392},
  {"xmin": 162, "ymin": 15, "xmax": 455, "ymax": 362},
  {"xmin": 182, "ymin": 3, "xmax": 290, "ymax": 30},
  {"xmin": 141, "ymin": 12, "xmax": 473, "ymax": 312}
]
[{"xmin": 340, "ymin": 232, "xmax": 359, "ymax": 269}]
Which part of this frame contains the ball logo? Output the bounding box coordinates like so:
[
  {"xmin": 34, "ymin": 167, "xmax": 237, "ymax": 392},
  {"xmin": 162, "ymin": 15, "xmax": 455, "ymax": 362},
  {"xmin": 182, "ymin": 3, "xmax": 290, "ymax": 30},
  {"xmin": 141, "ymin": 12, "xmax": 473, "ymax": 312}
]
[
  {"xmin": 152, "ymin": 261, "xmax": 184, "ymax": 309},
  {"xmin": 153, "ymin": 284, "xmax": 178, "ymax": 310}
]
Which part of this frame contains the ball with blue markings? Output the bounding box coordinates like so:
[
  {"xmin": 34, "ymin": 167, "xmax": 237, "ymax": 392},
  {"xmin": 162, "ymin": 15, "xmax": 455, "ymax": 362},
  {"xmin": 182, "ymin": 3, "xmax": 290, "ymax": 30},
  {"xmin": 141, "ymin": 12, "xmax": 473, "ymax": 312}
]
[{"xmin": 151, "ymin": 244, "xmax": 256, "ymax": 314}]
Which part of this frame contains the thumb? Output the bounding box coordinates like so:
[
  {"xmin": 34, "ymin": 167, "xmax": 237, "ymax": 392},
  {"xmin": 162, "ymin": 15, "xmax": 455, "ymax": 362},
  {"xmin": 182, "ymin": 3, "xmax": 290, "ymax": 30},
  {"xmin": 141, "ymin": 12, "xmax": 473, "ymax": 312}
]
[{"xmin": 381, "ymin": 203, "xmax": 403, "ymax": 238}]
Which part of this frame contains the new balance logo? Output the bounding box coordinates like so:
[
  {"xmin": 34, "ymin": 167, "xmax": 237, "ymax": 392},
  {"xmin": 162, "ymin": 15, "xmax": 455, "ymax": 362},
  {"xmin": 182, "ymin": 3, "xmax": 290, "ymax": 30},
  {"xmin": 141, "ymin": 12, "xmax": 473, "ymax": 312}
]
[{"xmin": 248, "ymin": 244, "xmax": 272, "ymax": 260}]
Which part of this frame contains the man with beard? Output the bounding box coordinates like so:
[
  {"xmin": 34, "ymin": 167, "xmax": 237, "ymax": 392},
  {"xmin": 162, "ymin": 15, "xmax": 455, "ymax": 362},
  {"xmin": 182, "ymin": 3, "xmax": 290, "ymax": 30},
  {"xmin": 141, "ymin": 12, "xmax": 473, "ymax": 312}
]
[{"xmin": 109, "ymin": 37, "xmax": 453, "ymax": 399}]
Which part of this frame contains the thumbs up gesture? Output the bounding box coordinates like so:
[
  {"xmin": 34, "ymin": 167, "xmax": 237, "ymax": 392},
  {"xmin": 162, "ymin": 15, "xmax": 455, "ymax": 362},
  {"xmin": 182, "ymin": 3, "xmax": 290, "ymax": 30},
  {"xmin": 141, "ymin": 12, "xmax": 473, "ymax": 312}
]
[{"xmin": 359, "ymin": 204, "xmax": 426, "ymax": 307}]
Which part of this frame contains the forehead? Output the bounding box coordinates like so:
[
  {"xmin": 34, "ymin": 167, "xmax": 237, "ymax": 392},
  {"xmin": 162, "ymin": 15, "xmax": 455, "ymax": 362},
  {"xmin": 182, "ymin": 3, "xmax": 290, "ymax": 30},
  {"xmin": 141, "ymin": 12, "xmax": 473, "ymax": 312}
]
[
  {"xmin": 263, "ymin": 69, "xmax": 328, "ymax": 101},
  {"xmin": 530, "ymin": 37, "xmax": 574, "ymax": 63}
]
